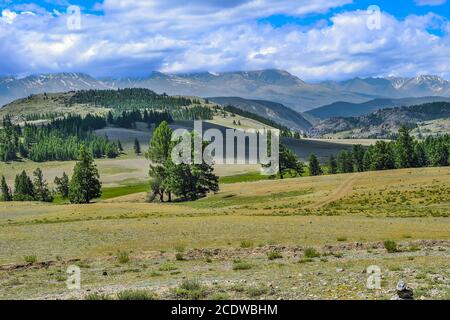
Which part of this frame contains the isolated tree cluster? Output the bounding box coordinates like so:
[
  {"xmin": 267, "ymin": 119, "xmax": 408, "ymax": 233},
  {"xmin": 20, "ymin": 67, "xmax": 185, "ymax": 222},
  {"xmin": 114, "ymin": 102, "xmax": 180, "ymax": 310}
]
[{"xmin": 147, "ymin": 121, "xmax": 219, "ymax": 202}]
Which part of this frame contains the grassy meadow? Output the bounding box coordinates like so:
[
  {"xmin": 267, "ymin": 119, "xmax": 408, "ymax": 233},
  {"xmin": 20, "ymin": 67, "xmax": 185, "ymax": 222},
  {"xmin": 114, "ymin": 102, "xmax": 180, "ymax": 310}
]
[{"xmin": 0, "ymin": 166, "xmax": 449, "ymax": 300}]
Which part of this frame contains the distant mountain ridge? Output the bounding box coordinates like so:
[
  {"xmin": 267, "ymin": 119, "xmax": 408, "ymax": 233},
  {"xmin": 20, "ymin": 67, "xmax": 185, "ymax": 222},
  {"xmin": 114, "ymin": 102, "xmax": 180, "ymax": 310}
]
[
  {"xmin": 208, "ymin": 97, "xmax": 312, "ymax": 132},
  {"xmin": 306, "ymin": 96, "xmax": 450, "ymax": 119},
  {"xmin": 322, "ymin": 75, "xmax": 450, "ymax": 98},
  {"xmin": 1, "ymin": 70, "xmax": 450, "ymax": 112}
]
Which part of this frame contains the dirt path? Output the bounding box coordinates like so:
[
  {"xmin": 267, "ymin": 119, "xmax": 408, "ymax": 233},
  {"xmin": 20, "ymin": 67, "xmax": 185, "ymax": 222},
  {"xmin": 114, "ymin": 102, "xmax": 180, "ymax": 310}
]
[{"xmin": 306, "ymin": 173, "xmax": 361, "ymax": 209}]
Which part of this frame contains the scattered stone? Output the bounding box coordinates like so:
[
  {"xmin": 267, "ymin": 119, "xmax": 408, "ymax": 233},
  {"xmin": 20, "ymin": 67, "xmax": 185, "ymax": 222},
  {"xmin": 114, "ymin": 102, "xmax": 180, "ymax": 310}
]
[{"xmin": 336, "ymin": 268, "xmax": 345, "ymax": 273}]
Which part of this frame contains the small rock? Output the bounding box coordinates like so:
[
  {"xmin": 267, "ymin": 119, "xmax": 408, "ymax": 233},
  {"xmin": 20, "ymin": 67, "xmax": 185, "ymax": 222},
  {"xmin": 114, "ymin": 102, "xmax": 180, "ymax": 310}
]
[
  {"xmin": 336, "ymin": 268, "xmax": 345, "ymax": 273},
  {"xmin": 395, "ymin": 280, "xmax": 414, "ymax": 300}
]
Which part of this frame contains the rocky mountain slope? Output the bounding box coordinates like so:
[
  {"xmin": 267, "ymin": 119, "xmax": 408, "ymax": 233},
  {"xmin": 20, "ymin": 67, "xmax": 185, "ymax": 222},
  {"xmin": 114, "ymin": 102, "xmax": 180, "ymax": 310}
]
[{"xmin": 309, "ymin": 102, "xmax": 450, "ymax": 138}]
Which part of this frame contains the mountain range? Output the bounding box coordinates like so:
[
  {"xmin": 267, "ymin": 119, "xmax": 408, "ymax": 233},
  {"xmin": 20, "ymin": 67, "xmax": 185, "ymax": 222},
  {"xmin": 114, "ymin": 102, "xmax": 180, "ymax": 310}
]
[
  {"xmin": 2, "ymin": 70, "xmax": 450, "ymax": 112},
  {"xmin": 309, "ymin": 102, "xmax": 450, "ymax": 138}
]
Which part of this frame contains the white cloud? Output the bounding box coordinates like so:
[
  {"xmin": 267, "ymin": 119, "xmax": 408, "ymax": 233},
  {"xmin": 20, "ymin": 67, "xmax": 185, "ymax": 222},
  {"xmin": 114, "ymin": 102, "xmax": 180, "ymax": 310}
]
[
  {"xmin": 1, "ymin": 9, "xmax": 17, "ymax": 24},
  {"xmin": 415, "ymin": 0, "xmax": 447, "ymax": 6},
  {"xmin": 0, "ymin": 1, "xmax": 449, "ymax": 80}
]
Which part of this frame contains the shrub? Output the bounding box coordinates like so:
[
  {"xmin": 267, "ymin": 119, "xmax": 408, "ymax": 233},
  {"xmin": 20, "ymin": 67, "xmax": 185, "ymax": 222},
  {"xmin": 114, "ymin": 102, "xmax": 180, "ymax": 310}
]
[
  {"xmin": 84, "ymin": 293, "xmax": 111, "ymax": 300},
  {"xmin": 304, "ymin": 248, "xmax": 320, "ymax": 258},
  {"xmin": 159, "ymin": 262, "xmax": 177, "ymax": 271},
  {"xmin": 267, "ymin": 250, "xmax": 282, "ymax": 260},
  {"xmin": 116, "ymin": 290, "xmax": 157, "ymax": 300},
  {"xmin": 172, "ymin": 279, "xmax": 207, "ymax": 300},
  {"xmin": 232, "ymin": 260, "xmax": 252, "ymax": 270},
  {"xmin": 117, "ymin": 251, "xmax": 130, "ymax": 264},
  {"xmin": 175, "ymin": 253, "xmax": 184, "ymax": 261},
  {"xmin": 240, "ymin": 240, "xmax": 253, "ymax": 248},
  {"xmin": 24, "ymin": 255, "xmax": 37, "ymax": 264},
  {"xmin": 407, "ymin": 245, "xmax": 420, "ymax": 252},
  {"xmin": 246, "ymin": 286, "xmax": 268, "ymax": 298},
  {"xmin": 337, "ymin": 237, "xmax": 347, "ymax": 242},
  {"xmin": 383, "ymin": 240, "xmax": 398, "ymax": 253}
]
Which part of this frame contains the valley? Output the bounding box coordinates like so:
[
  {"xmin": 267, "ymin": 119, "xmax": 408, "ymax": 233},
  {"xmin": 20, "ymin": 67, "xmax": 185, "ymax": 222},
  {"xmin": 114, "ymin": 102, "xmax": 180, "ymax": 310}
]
[{"xmin": 0, "ymin": 79, "xmax": 449, "ymax": 301}]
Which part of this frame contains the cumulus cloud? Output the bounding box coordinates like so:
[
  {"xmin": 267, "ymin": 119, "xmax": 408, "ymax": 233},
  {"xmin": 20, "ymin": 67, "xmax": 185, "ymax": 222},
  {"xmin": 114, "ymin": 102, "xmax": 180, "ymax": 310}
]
[{"xmin": 0, "ymin": 0, "xmax": 449, "ymax": 80}]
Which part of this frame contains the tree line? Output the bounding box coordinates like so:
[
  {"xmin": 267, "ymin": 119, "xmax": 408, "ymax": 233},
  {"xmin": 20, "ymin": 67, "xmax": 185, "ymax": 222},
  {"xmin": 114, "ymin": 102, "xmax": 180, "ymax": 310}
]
[
  {"xmin": 313, "ymin": 126, "xmax": 450, "ymax": 176},
  {"xmin": 0, "ymin": 115, "xmax": 119, "ymax": 162},
  {"xmin": 258, "ymin": 125, "xmax": 450, "ymax": 179},
  {"xmin": 1, "ymin": 145, "xmax": 102, "ymax": 204},
  {"xmin": 68, "ymin": 88, "xmax": 194, "ymax": 111}
]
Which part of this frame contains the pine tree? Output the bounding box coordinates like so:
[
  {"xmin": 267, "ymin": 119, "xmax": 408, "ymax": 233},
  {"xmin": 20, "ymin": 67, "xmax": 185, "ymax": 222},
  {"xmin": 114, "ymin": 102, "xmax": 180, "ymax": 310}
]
[
  {"xmin": 338, "ymin": 150, "xmax": 354, "ymax": 173},
  {"xmin": 278, "ymin": 144, "xmax": 304, "ymax": 179},
  {"xmin": 396, "ymin": 125, "xmax": 415, "ymax": 168},
  {"xmin": 352, "ymin": 145, "xmax": 365, "ymax": 172},
  {"xmin": 33, "ymin": 168, "xmax": 53, "ymax": 202},
  {"xmin": 68, "ymin": 145, "xmax": 102, "ymax": 204},
  {"xmin": 13, "ymin": 170, "xmax": 35, "ymax": 201},
  {"xmin": 308, "ymin": 154, "xmax": 322, "ymax": 176},
  {"xmin": 54, "ymin": 172, "xmax": 70, "ymax": 199},
  {"xmin": 117, "ymin": 140, "xmax": 123, "ymax": 152},
  {"xmin": 134, "ymin": 138, "xmax": 141, "ymax": 155},
  {"xmin": 328, "ymin": 155, "xmax": 338, "ymax": 174},
  {"xmin": 413, "ymin": 143, "xmax": 427, "ymax": 167},
  {"xmin": 1, "ymin": 176, "xmax": 12, "ymax": 201}
]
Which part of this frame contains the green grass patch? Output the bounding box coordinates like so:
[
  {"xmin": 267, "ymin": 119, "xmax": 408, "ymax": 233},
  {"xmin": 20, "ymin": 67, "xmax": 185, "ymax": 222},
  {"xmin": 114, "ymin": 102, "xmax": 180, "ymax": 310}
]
[
  {"xmin": 100, "ymin": 183, "xmax": 149, "ymax": 200},
  {"xmin": 219, "ymin": 172, "xmax": 269, "ymax": 184}
]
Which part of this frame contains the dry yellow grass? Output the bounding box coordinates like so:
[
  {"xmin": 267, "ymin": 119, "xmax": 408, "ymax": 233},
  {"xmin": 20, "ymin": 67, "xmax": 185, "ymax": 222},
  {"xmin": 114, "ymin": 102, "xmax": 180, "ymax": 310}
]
[{"xmin": 0, "ymin": 167, "xmax": 449, "ymax": 299}]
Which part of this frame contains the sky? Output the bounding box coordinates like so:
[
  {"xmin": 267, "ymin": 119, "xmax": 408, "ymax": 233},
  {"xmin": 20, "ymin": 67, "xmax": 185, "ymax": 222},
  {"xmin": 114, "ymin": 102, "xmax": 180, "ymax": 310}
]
[{"xmin": 0, "ymin": 0, "xmax": 449, "ymax": 81}]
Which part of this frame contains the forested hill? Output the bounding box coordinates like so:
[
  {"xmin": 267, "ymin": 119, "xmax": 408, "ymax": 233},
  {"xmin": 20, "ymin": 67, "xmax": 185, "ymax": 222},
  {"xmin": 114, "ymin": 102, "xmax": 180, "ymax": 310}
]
[
  {"xmin": 309, "ymin": 102, "xmax": 450, "ymax": 138},
  {"xmin": 0, "ymin": 89, "xmax": 218, "ymax": 123},
  {"xmin": 68, "ymin": 88, "xmax": 195, "ymax": 111}
]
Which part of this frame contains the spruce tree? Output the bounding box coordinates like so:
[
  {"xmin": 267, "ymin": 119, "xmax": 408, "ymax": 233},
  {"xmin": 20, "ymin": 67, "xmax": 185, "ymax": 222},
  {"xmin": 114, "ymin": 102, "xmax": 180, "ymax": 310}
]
[
  {"xmin": 13, "ymin": 170, "xmax": 34, "ymax": 201},
  {"xmin": 352, "ymin": 145, "xmax": 365, "ymax": 172},
  {"xmin": 134, "ymin": 138, "xmax": 141, "ymax": 155},
  {"xmin": 338, "ymin": 150, "xmax": 354, "ymax": 173},
  {"xmin": 1, "ymin": 176, "xmax": 12, "ymax": 201},
  {"xmin": 117, "ymin": 140, "xmax": 123, "ymax": 152},
  {"xmin": 68, "ymin": 145, "xmax": 102, "ymax": 204},
  {"xmin": 328, "ymin": 155, "xmax": 338, "ymax": 174},
  {"xmin": 308, "ymin": 154, "xmax": 322, "ymax": 176},
  {"xmin": 33, "ymin": 168, "xmax": 53, "ymax": 202},
  {"xmin": 396, "ymin": 125, "xmax": 415, "ymax": 168},
  {"xmin": 54, "ymin": 172, "xmax": 70, "ymax": 199},
  {"xmin": 278, "ymin": 144, "xmax": 303, "ymax": 179}
]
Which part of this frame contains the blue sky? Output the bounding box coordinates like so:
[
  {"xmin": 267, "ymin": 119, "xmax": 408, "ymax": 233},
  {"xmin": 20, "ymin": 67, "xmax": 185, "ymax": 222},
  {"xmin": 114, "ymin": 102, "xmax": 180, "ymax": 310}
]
[{"xmin": 0, "ymin": 0, "xmax": 449, "ymax": 80}]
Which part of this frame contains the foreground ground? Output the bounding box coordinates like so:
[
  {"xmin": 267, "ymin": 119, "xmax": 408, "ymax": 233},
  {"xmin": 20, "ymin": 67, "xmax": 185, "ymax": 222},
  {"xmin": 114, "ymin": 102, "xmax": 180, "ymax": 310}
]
[{"xmin": 0, "ymin": 167, "xmax": 449, "ymax": 300}]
